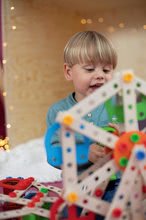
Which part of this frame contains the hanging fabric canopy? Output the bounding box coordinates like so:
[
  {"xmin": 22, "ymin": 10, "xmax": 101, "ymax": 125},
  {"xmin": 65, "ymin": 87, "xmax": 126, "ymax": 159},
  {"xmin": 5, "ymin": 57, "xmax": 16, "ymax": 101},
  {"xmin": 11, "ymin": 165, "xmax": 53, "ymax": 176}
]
[{"xmin": 0, "ymin": 0, "xmax": 6, "ymax": 139}]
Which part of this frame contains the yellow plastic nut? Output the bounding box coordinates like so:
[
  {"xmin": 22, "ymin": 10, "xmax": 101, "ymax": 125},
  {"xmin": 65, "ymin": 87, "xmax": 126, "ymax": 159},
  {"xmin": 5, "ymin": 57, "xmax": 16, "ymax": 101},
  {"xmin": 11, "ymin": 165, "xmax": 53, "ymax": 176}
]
[
  {"xmin": 66, "ymin": 192, "xmax": 78, "ymax": 203},
  {"xmin": 63, "ymin": 115, "xmax": 74, "ymax": 125},
  {"xmin": 122, "ymin": 72, "xmax": 134, "ymax": 83}
]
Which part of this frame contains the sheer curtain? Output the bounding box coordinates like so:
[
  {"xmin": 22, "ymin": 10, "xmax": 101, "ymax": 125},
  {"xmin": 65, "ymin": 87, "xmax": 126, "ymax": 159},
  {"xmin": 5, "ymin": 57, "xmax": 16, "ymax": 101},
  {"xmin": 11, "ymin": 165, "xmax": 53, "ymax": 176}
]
[{"xmin": 0, "ymin": 0, "xmax": 6, "ymax": 139}]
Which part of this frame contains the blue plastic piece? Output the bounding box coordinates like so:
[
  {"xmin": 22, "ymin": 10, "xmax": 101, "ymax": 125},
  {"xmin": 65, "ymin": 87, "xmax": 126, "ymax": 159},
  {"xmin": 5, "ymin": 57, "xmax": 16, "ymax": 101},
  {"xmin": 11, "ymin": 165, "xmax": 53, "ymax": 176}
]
[
  {"xmin": 45, "ymin": 122, "xmax": 90, "ymax": 167},
  {"xmin": 24, "ymin": 191, "xmax": 37, "ymax": 199},
  {"xmin": 135, "ymin": 150, "xmax": 145, "ymax": 160}
]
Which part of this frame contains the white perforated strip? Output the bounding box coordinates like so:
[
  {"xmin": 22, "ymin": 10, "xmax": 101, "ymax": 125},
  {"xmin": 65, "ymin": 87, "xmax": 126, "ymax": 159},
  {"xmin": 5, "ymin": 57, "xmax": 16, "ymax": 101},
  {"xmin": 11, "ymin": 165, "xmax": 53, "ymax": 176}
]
[
  {"xmin": 105, "ymin": 154, "xmax": 138, "ymax": 220},
  {"xmin": 61, "ymin": 126, "xmax": 78, "ymax": 188},
  {"xmin": 77, "ymin": 159, "xmax": 118, "ymax": 194},
  {"xmin": 122, "ymin": 80, "xmax": 138, "ymax": 131},
  {"xmin": 57, "ymin": 115, "xmax": 118, "ymax": 149},
  {"xmin": 134, "ymin": 77, "xmax": 146, "ymax": 96}
]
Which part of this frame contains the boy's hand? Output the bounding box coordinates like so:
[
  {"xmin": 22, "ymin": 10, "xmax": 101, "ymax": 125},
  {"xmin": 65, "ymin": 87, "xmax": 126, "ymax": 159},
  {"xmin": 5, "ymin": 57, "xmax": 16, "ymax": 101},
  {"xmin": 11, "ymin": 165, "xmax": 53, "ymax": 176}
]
[
  {"xmin": 108, "ymin": 123, "xmax": 120, "ymax": 135},
  {"xmin": 88, "ymin": 124, "xmax": 120, "ymax": 163},
  {"xmin": 88, "ymin": 143, "xmax": 106, "ymax": 163}
]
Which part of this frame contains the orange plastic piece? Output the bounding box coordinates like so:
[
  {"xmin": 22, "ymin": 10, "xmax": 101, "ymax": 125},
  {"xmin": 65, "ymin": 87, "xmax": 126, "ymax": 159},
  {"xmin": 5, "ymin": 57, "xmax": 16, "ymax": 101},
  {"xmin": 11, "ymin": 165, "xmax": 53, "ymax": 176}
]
[
  {"xmin": 122, "ymin": 72, "xmax": 134, "ymax": 83},
  {"xmin": 63, "ymin": 115, "xmax": 74, "ymax": 126},
  {"xmin": 66, "ymin": 192, "xmax": 78, "ymax": 203},
  {"xmin": 114, "ymin": 131, "xmax": 146, "ymax": 170}
]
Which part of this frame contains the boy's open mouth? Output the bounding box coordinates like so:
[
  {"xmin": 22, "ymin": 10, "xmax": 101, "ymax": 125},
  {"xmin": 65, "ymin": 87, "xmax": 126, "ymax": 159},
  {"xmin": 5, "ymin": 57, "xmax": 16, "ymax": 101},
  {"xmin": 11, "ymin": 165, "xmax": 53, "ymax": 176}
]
[{"xmin": 90, "ymin": 83, "xmax": 104, "ymax": 90}]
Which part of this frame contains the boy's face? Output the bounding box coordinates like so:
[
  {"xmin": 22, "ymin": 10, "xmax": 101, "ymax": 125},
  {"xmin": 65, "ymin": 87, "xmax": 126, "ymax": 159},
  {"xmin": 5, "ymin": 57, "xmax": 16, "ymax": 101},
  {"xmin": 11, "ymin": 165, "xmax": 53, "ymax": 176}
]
[{"xmin": 64, "ymin": 63, "xmax": 114, "ymax": 102}]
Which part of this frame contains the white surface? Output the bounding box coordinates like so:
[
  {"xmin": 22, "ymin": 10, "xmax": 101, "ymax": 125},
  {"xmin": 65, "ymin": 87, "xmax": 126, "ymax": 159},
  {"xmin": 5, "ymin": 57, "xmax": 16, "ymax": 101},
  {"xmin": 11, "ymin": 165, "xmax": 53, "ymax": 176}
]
[{"xmin": 0, "ymin": 137, "xmax": 62, "ymax": 182}]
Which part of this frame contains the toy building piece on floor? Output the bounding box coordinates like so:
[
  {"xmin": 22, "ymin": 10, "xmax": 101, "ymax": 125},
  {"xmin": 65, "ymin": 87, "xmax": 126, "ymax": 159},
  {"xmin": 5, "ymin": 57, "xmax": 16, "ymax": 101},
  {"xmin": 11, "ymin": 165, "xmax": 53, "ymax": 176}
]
[
  {"xmin": 0, "ymin": 177, "xmax": 62, "ymax": 219},
  {"xmin": 45, "ymin": 70, "xmax": 146, "ymax": 219}
]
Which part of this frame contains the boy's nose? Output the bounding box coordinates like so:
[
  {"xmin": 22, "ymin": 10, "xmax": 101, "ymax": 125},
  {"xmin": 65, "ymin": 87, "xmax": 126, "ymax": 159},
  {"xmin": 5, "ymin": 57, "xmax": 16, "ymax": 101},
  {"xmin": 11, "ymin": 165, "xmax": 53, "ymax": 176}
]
[
  {"xmin": 97, "ymin": 75, "xmax": 104, "ymax": 80},
  {"xmin": 94, "ymin": 70, "xmax": 104, "ymax": 80}
]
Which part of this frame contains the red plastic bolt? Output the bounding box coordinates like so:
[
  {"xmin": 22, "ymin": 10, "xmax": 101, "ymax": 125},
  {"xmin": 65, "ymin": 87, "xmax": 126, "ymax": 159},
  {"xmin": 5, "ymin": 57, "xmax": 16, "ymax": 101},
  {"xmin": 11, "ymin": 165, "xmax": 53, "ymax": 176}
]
[
  {"xmin": 112, "ymin": 208, "xmax": 122, "ymax": 218},
  {"xmin": 118, "ymin": 143, "xmax": 128, "ymax": 152},
  {"xmin": 36, "ymin": 192, "xmax": 44, "ymax": 198},
  {"xmin": 32, "ymin": 196, "xmax": 40, "ymax": 203},
  {"xmin": 27, "ymin": 201, "xmax": 35, "ymax": 208},
  {"xmin": 95, "ymin": 188, "xmax": 103, "ymax": 197},
  {"xmin": 131, "ymin": 166, "xmax": 136, "ymax": 171}
]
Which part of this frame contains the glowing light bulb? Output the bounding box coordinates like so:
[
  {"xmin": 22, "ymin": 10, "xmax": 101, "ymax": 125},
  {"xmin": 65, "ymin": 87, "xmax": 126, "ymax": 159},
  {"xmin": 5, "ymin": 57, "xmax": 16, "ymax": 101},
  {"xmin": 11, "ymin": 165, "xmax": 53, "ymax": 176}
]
[
  {"xmin": 98, "ymin": 17, "xmax": 104, "ymax": 23},
  {"xmin": 2, "ymin": 59, "xmax": 7, "ymax": 64},
  {"xmin": 2, "ymin": 91, "xmax": 7, "ymax": 97},
  {"xmin": 119, "ymin": 23, "xmax": 125, "ymax": 28},
  {"xmin": 3, "ymin": 42, "xmax": 7, "ymax": 47},
  {"xmin": 107, "ymin": 26, "xmax": 115, "ymax": 33},
  {"xmin": 12, "ymin": 26, "xmax": 16, "ymax": 30},
  {"xmin": 0, "ymin": 139, "xmax": 4, "ymax": 147},
  {"xmin": 10, "ymin": 6, "xmax": 15, "ymax": 10},
  {"xmin": 7, "ymin": 124, "xmax": 11, "ymax": 129},
  {"xmin": 81, "ymin": 19, "xmax": 86, "ymax": 24},
  {"xmin": 87, "ymin": 19, "xmax": 92, "ymax": 24}
]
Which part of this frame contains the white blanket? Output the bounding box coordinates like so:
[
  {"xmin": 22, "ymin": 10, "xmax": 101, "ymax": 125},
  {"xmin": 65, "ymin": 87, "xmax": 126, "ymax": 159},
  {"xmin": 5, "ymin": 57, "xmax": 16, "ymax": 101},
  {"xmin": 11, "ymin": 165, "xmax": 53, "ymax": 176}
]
[{"xmin": 0, "ymin": 137, "xmax": 62, "ymax": 182}]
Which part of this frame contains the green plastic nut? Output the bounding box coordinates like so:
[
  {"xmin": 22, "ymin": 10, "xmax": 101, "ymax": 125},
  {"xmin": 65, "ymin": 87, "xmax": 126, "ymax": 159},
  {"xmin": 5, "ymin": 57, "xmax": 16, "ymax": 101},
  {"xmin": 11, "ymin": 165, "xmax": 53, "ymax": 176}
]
[
  {"xmin": 130, "ymin": 133, "xmax": 140, "ymax": 143},
  {"xmin": 110, "ymin": 174, "xmax": 117, "ymax": 181},
  {"xmin": 40, "ymin": 188, "xmax": 49, "ymax": 194},
  {"xmin": 119, "ymin": 157, "xmax": 128, "ymax": 167}
]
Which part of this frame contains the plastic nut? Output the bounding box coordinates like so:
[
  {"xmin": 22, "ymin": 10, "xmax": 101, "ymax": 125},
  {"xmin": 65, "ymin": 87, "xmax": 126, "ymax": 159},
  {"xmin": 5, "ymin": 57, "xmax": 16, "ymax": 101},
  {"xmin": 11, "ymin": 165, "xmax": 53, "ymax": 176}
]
[
  {"xmin": 119, "ymin": 157, "xmax": 129, "ymax": 167},
  {"xmin": 63, "ymin": 115, "xmax": 74, "ymax": 125},
  {"xmin": 66, "ymin": 192, "xmax": 78, "ymax": 203},
  {"xmin": 130, "ymin": 133, "xmax": 140, "ymax": 143},
  {"xmin": 123, "ymin": 72, "xmax": 134, "ymax": 83}
]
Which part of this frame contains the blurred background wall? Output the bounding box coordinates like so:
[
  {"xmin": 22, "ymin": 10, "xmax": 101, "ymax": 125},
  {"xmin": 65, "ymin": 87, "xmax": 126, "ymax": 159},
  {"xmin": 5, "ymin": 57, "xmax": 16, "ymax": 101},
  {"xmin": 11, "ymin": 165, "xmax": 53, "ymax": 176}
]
[{"xmin": 2, "ymin": 0, "xmax": 146, "ymax": 147}]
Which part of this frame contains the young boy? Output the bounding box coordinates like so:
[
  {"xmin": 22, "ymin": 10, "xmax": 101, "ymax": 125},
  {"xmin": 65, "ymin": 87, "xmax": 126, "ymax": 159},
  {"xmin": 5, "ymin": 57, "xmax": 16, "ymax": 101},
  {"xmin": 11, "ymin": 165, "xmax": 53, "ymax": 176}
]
[
  {"xmin": 46, "ymin": 30, "xmax": 120, "ymax": 219},
  {"xmin": 46, "ymin": 30, "xmax": 118, "ymax": 164}
]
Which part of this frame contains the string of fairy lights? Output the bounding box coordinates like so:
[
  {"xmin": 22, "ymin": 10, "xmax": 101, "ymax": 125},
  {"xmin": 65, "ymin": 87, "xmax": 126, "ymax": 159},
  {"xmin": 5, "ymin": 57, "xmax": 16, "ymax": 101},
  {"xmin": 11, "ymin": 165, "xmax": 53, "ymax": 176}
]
[
  {"xmin": 0, "ymin": 3, "xmax": 16, "ymax": 152},
  {"xmin": 80, "ymin": 17, "xmax": 146, "ymax": 33},
  {"xmin": 0, "ymin": 1, "xmax": 146, "ymax": 152}
]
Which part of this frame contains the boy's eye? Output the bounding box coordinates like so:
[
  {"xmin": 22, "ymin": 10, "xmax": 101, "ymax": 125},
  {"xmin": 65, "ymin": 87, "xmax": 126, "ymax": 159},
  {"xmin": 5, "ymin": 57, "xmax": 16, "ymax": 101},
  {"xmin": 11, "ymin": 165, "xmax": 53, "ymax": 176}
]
[
  {"xmin": 85, "ymin": 68, "xmax": 95, "ymax": 72},
  {"xmin": 103, "ymin": 69, "xmax": 110, "ymax": 73}
]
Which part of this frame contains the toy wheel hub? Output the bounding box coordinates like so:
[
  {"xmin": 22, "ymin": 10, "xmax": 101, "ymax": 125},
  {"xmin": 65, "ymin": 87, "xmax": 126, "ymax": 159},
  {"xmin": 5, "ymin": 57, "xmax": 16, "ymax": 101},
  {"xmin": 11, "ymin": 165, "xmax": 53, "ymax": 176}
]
[{"xmin": 114, "ymin": 131, "xmax": 146, "ymax": 170}]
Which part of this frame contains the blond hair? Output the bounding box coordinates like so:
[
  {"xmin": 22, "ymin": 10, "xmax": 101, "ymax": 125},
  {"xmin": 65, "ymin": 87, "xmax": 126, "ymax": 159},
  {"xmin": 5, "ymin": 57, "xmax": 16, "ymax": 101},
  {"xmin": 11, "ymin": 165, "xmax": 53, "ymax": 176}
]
[{"xmin": 64, "ymin": 31, "xmax": 117, "ymax": 69}]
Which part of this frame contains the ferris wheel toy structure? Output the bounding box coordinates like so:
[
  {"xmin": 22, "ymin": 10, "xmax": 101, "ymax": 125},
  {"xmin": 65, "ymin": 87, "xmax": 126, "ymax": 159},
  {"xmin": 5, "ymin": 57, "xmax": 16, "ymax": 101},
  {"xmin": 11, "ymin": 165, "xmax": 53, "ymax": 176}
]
[{"xmin": 45, "ymin": 70, "xmax": 146, "ymax": 220}]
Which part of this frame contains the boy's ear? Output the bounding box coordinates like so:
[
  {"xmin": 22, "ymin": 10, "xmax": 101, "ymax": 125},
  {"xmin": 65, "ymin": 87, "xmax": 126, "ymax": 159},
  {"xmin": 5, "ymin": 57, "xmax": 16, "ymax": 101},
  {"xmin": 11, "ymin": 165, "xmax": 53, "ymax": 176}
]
[{"xmin": 64, "ymin": 63, "xmax": 73, "ymax": 81}]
